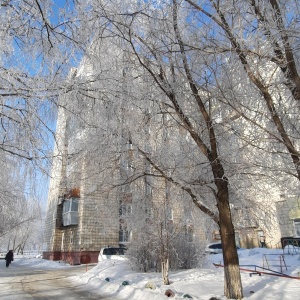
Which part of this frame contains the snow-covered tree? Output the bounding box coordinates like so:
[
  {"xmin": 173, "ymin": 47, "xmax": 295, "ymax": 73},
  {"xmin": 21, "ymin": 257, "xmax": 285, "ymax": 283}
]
[
  {"xmin": 0, "ymin": 1, "xmax": 89, "ymax": 241},
  {"xmin": 65, "ymin": 1, "xmax": 299, "ymax": 298},
  {"xmin": 2, "ymin": 1, "xmax": 299, "ymax": 299}
]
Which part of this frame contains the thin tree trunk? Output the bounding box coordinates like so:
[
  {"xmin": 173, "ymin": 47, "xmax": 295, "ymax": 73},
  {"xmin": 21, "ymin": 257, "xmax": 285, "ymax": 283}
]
[
  {"xmin": 12, "ymin": 235, "xmax": 16, "ymax": 251},
  {"xmin": 160, "ymin": 222, "xmax": 170, "ymax": 285},
  {"xmin": 7, "ymin": 237, "xmax": 11, "ymax": 251},
  {"xmin": 161, "ymin": 259, "xmax": 170, "ymax": 285}
]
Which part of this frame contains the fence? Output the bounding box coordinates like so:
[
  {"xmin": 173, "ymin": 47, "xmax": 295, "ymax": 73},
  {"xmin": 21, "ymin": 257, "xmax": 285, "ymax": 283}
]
[{"xmin": 281, "ymin": 237, "xmax": 300, "ymax": 255}]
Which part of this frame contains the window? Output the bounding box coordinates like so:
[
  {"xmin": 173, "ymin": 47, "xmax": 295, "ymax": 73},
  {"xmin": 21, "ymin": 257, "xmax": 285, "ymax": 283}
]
[
  {"xmin": 166, "ymin": 207, "xmax": 173, "ymax": 220},
  {"xmin": 61, "ymin": 232, "xmax": 64, "ymax": 250},
  {"xmin": 70, "ymin": 230, "xmax": 74, "ymax": 244},
  {"xmin": 119, "ymin": 224, "xmax": 131, "ymax": 243},
  {"xmin": 185, "ymin": 226, "xmax": 194, "ymax": 243},
  {"xmin": 119, "ymin": 204, "xmax": 132, "ymax": 217},
  {"xmin": 121, "ymin": 159, "xmax": 129, "ymax": 170},
  {"xmin": 127, "ymin": 139, "xmax": 133, "ymax": 150},
  {"xmin": 145, "ymin": 178, "xmax": 152, "ymax": 196},
  {"xmin": 294, "ymin": 219, "xmax": 300, "ymax": 237},
  {"xmin": 62, "ymin": 198, "xmax": 79, "ymax": 226}
]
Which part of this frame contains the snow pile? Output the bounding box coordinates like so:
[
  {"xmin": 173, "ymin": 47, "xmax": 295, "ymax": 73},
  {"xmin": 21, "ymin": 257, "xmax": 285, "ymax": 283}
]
[{"xmin": 70, "ymin": 248, "xmax": 300, "ymax": 299}]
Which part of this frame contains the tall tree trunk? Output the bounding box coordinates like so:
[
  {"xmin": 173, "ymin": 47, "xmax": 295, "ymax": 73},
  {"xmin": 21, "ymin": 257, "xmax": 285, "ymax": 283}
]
[{"xmin": 217, "ymin": 181, "xmax": 243, "ymax": 299}]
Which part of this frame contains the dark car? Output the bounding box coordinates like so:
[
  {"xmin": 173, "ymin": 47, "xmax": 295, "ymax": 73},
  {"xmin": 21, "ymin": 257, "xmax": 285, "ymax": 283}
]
[{"xmin": 205, "ymin": 242, "xmax": 241, "ymax": 254}]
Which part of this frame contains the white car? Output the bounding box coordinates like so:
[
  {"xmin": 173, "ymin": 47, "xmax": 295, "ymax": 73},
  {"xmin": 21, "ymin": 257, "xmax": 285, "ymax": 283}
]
[
  {"xmin": 98, "ymin": 246, "xmax": 127, "ymax": 262},
  {"xmin": 205, "ymin": 242, "xmax": 241, "ymax": 254}
]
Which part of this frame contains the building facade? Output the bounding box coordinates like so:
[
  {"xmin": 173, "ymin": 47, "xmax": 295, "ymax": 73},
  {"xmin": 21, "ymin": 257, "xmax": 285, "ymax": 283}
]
[
  {"xmin": 43, "ymin": 37, "xmax": 287, "ymax": 265},
  {"xmin": 276, "ymin": 195, "xmax": 300, "ymax": 238},
  {"xmin": 42, "ymin": 104, "xmax": 207, "ymax": 264}
]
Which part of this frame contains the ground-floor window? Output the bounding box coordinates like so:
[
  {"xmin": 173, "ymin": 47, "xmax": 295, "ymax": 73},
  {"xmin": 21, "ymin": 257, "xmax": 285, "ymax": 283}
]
[
  {"xmin": 119, "ymin": 224, "xmax": 131, "ymax": 243},
  {"xmin": 294, "ymin": 219, "xmax": 300, "ymax": 237}
]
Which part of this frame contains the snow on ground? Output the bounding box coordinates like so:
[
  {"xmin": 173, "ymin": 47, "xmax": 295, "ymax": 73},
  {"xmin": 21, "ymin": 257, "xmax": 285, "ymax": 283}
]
[
  {"xmin": 13, "ymin": 254, "xmax": 71, "ymax": 269},
  {"xmin": 13, "ymin": 248, "xmax": 300, "ymax": 299}
]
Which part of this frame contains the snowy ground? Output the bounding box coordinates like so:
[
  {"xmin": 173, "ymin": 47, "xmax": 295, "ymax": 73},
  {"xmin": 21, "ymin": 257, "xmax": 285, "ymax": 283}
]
[{"xmin": 6, "ymin": 247, "xmax": 300, "ymax": 299}]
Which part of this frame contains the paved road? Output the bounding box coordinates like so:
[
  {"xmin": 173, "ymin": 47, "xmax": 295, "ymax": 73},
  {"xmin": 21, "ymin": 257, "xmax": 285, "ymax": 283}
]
[{"xmin": 0, "ymin": 261, "xmax": 112, "ymax": 299}]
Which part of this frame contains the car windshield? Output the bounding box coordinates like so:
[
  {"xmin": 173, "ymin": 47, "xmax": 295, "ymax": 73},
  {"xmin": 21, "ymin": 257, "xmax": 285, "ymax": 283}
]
[
  {"xmin": 103, "ymin": 248, "xmax": 126, "ymax": 255},
  {"xmin": 209, "ymin": 243, "xmax": 222, "ymax": 249}
]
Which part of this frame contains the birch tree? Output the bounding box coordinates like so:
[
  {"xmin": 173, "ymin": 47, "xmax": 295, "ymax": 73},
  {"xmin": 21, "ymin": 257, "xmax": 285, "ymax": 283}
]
[
  {"xmin": 0, "ymin": 1, "xmax": 90, "ymax": 249},
  {"xmin": 0, "ymin": 153, "xmax": 35, "ymax": 238},
  {"xmin": 0, "ymin": 0, "xmax": 89, "ymax": 163}
]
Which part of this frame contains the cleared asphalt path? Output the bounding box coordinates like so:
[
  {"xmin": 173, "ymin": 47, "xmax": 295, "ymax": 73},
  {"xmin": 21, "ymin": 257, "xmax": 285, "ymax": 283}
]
[{"xmin": 0, "ymin": 260, "xmax": 112, "ymax": 299}]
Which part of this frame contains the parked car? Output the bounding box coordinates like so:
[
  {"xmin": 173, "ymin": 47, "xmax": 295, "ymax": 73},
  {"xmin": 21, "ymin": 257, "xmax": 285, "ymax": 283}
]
[
  {"xmin": 205, "ymin": 242, "xmax": 241, "ymax": 254},
  {"xmin": 98, "ymin": 246, "xmax": 127, "ymax": 262},
  {"xmin": 205, "ymin": 242, "xmax": 223, "ymax": 254}
]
